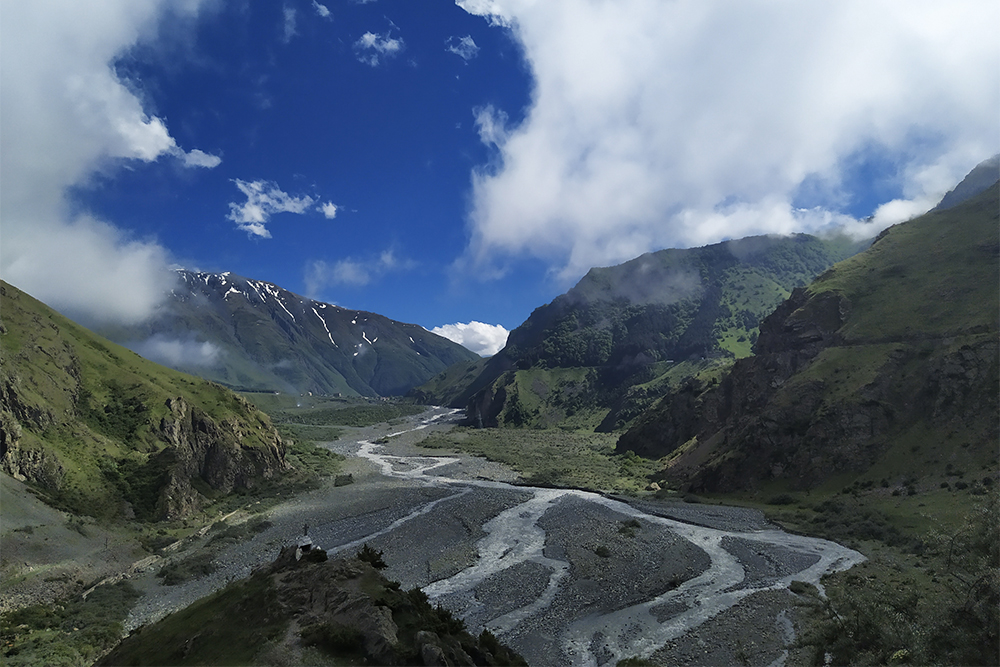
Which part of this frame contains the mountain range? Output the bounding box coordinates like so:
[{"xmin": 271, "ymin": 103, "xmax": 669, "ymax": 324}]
[
  {"xmin": 98, "ymin": 271, "xmax": 480, "ymax": 398},
  {"xmin": 412, "ymin": 232, "xmax": 870, "ymax": 431}
]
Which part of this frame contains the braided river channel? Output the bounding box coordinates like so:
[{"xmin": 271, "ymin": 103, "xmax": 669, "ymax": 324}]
[{"xmin": 126, "ymin": 406, "xmax": 864, "ymax": 666}]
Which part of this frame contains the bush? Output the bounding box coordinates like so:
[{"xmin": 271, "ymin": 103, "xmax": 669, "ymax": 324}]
[{"xmin": 357, "ymin": 543, "xmax": 387, "ymax": 570}]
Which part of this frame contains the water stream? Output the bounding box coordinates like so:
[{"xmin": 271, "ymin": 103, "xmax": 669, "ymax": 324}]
[{"xmin": 348, "ymin": 408, "xmax": 865, "ymax": 666}]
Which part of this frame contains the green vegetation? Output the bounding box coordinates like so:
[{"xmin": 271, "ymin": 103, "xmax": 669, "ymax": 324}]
[
  {"xmin": 418, "ymin": 427, "xmax": 659, "ymax": 493},
  {"xmin": 100, "ymin": 552, "xmax": 527, "ymax": 666},
  {"xmin": 1, "ymin": 582, "xmax": 141, "ymax": 667},
  {"xmin": 422, "ymin": 232, "xmax": 864, "ymax": 431},
  {"xmin": 99, "ymin": 571, "xmax": 286, "ymax": 666},
  {"xmin": 785, "ymin": 495, "xmax": 999, "ymax": 666},
  {"xmin": 0, "ymin": 281, "xmax": 287, "ymax": 522},
  {"xmin": 267, "ymin": 401, "xmax": 425, "ymax": 428}
]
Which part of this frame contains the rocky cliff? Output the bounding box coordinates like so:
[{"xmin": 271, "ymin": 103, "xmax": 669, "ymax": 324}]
[
  {"xmin": 618, "ymin": 182, "xmax": 999, "ymax": 493},
  {"xmin": 0, "ymin": 281, "xmax": 287, "ymax": 521}
]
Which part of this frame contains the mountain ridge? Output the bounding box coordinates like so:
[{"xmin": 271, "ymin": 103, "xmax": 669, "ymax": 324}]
[
  {"xmin": 99, "ymin": 270, "xmax": 480, "ymax": 398},
  {"xmin": 413, "ymin": 232, "xmax": 870, "ymax": 431},
  {"xmin": 617, "ymin": 182, "xmax": 999, "ymax": 493},
  {"xmin": 0, "ymin": 281, "xmax": 288, "ymax": 521}
]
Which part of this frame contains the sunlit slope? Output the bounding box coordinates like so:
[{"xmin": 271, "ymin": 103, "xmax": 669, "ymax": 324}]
[{"xmin": 0, "ymin": 282, "xmax": 286, "ymax": 520}]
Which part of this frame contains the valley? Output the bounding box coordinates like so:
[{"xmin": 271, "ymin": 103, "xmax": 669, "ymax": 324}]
[{"xmin": 71, "ymin": 406, "xmax": 862, "ymax": 666}]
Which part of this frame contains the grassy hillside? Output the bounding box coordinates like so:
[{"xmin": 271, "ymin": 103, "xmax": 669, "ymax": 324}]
[
  {"xmin": 426, "ymin": 233, "xmax": 867, "ymax": 431},
  {"xmin": 98, "ymin": 547, "xmax": 526, "ymax": 666},
  {"xmin": 0, "ymin": 282, "xmax": 287, "ymax": 521},
  {"xmin": 626, "ymin": 183, "xmax": 998, "ymax": 489}
]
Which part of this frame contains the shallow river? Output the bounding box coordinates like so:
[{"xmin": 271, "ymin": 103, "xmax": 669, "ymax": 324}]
[{"xmin": 126, "ymin": 407, "xmax": 864, "ymax": 666}]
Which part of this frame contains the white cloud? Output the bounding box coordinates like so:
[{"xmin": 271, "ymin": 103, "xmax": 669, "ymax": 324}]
[
  {"xmin": 0, "ymin": 0, "xmax": 213, "ymax": 325},
  {"xmin": 354, "ymin": 31, "xmax": 403, "ymax": 66},
  {"xmin": 446, "ymin": 35, "xmax": 479, "ymax": 61},
  {"xmin": 129, "ymin": 334, "xmax": 222, "ymax": 368},
  {"xmin": 304, "ymin": 249, "xmax": 414, "ymax": 294},
  {"xmin": 431, "ymin": 321, "xmax": 509, "ymax": 357},
  {"xmin": 312, "ymin": 2, "xmax": 331, "ymax": 19},
  {"xmin": 282, "ymin": 5, "xmax": 297, "ymax": 43},
  {"xmin": 459, "ymin": 0, "xmax": 1000, "ymax": 283},
  {"xmin": 226, "ymin": 179, "xmax": 316, "ymax": 238},
  {"xmin": 319, "ymin": 201, "xmax": 339, "ymax": 219},
  {"xmin": 178, "ymin": 147, "xmax": 222, "ymax": 168}
]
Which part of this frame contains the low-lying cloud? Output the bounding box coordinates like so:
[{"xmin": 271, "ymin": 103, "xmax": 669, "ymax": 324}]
[
  {"xmin": 431, "ymin": 321, "xmax": 509, "ymax": 357},
  {"xmin": 129, "ymin": 334, "xmax": 223, "ymax": 368},
  {"xmin": 458, "ymin": 0, "xmax": 1000, "ymax": 283}
]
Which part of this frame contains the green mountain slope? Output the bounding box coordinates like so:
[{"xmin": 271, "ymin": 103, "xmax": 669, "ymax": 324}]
[
  {"xmin": 417, "ymin": 233, "xmax": 867, "ymax": 430},
  {"xmin": 0, "ymin": 282, "xmax": 287, "ymax": 521},
  {"xmin": 618, "ymin": 182, "xmax": 999, "ymax": 493},
  {"xmin": 99, "ymin": 271, "xmax": 479, "ymax": 398}
]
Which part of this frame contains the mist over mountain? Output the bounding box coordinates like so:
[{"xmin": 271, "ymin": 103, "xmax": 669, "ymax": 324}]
[
  {"xmin": 413, "ymin": 232, "xmax": 869, "ymax": 431},
  {"xmin": 618, "ymin": 180, "xmax": 999, "ymax": 493},
  {"xmin": 99, "ymin": 271, "xmax": 479, "ymax": 398}
]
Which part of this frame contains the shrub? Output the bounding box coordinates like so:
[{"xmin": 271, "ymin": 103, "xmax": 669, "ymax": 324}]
[{"xmin": 357, "ymin": 543, "xmax": 387, "ymax": 570}]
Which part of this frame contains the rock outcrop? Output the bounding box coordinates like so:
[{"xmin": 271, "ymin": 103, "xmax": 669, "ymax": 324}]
[
  {"xmin": 155, "ymin": 396, "xmax": 287, "ymax": 519},
  {"xmin": 101, "ymin": 547, "xmax": 527, "ymax": 666},
  {"xmin": 618, "ymin": 182, "xmax": 1000, "ymax": 493},
  {"xmin": 0, "ymin": 280, "xmax": 289, "ymax": 521}
]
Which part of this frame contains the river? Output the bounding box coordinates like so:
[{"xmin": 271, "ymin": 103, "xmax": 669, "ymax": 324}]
[{"xmin": 125, "ymin": 406, "xmax": 864, "ymax": 666}]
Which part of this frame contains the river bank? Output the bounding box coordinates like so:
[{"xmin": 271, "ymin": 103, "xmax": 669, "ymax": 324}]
[{"xmin": 5, "ymin": 406, "xmax": 865, "ymax": 666}]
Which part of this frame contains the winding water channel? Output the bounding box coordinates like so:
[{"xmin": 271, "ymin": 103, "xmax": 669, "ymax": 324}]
[{"xmin": 126, "ymin": 407, "xmax": 864, "ymax": 666}]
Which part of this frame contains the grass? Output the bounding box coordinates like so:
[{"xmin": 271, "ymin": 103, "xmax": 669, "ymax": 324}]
[
  {"xmin": 0, "ymin": 281, "xmax": 288, "ymax": 522},
  {"xmin": 100, "ymin": 574, "xmax": 286, "ymax": 666},
  {"xmin": 0, "ymin": 582, "xmax": 141, "ymax": 667},
  {"xmin": 417, "ymin": 427, "xmax": 660, "ymax": 493},
  {"xmin": 267, "ymin": 401, "xmax": 425, "ymax": 427}
]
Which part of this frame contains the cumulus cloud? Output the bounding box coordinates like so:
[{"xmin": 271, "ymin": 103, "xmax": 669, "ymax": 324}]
[
  {"xmin": 458, "ymin": 0, "xmax": 1000, "ymax": 283},
  {"xmin": 129, "ymin": 334, "xmax": 222, "ymax": 368},
  {"xmin": 178, "ymin": 147, "xmax": 222, "ymax": 168},
  {"xmin": 304, "ymin": 249, "xmax": 414, "ymax": 294},
  {"xmin": 227, "ymin": 179, "xmax": 316, "ymax": 238},
  {"xmin": 312, "ymin": 2, "xmax": 331, "ymax": 19},
  {"xmin": 0, "ymin": 1, "xmax": 213, "ymax": 325},
  {"xmin": 319, "ymin": 201, "xmax": 339, "ymax": 218},
  {"xmin": 446, "ymin": 35, "xmax": 479, "ymax": 61},
  {"xmin": 431, "ymin": 321, "xmax": 509, "ymax": 357},
  {"xmin": 354, "ymin": 31, "xmax": 403, "ymax": 66}
]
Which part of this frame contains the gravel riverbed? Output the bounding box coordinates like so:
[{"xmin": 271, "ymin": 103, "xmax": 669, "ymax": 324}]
[{"xmin": 117, "ymin": 407, "xmax": 863, "ymax": 666}]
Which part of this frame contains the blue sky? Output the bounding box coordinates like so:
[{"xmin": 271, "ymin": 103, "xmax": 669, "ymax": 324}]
[{"xmin": 1, "ymin": 1, "xmax": 998, "ymax": 356}]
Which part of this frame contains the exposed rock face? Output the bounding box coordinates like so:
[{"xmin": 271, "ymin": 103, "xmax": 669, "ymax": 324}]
[
  {"xmin": 0, "ymin": 280, "xmax": 289, "ymax": 521},
  {"xmin": 156, "ymin": 396, "xmax": 287, "ymax": 519},
  {"xmin": 618, "ymin": 184, "xmax": 999, "ymax": 492}
]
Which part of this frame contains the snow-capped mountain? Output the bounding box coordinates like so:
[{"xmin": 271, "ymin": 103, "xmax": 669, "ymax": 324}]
[{"xmin": 99, "ymin": 271, "xmax": 479, "ymax": 397}]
